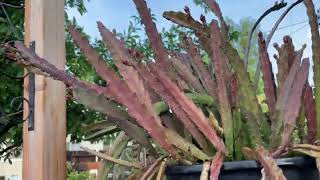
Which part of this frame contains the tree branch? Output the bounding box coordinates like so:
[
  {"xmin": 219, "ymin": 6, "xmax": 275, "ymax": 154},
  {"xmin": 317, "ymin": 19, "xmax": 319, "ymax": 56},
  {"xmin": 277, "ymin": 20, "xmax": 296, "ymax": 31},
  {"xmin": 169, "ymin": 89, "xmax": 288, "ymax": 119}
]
[
  {"xmin": 244, "ymin": 1, "xmax": 287, "ymax": 68},
  {"xmin": 254, "ymin": 0, "xmax": 303, "ymax": 88}
]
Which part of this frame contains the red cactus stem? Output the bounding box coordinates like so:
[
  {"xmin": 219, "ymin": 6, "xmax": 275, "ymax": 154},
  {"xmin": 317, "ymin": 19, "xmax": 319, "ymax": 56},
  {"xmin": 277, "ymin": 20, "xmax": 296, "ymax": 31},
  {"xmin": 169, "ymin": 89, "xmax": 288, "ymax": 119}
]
[
  {"xmin": 162, "ymin": 11, "xmax": 211, "ymax": 52},
  {"xmin": 257, "ymin": 32, "xmax": 277, "ymax": 118},
  {"xmin": 273, "ymin": 58, "xmax": 310, "ymax": 157},
  {"xmin": 170, "ymin": 56, "xmax": 206, "ymax": 93},
  {"xmin": 68, "ymin": 25, "xmax": 120, "ymax": 84},
  {"xmin": 97, "ymin": 23, "xmax": 182, "ymax": 157},
  {"xmin": 209, "ymin": 20, "xmax": 234, "ymax": 156},
  {"xmin": 274, "ymin": 36, "xmax": 295, "ymax": 91},
  {"xmin": 255, "ymin": 146, "xmax": 286, "ymax": 180},
  {"xmin": 12, "ymin": 42, "xmax": 89, "ymax": 90},
  {"xmin": 150, "ymin": 64, "xmax": 225, "ymax": 152},
  {"xmin": 210, "ymin": 151, "xmax": 224, "ymax": 180},
  {"xmin": 97, "ymin": 21, "xmax": 161, "ymax": 125},
  {"xmin": 69, "ymin": 24, "xmax": 179, "ymax": 157},
  {"xmin": 284, "ymin": 36, "xmax": 296, "ymax": 69},
  {"xmin": 223, "ymin": 41, "xmax": 268, "ymax": 145},
  {"xmin": 274, "ymin": 45, "xmax": 305, "ymax": 114},
  {"xmin": 133, "ymin": 0, "xmax": 193, "ymax": 91},
  {"xmin": 7, "ymin": 42, "xmax": 160, "ymax": 155},
  {"xmin": 133, "ymin": 63, "xmax": 209, "ymax": 152},
  {"xmin": 229, "ymin": 73, "xmax": 239, "ymax": 107},
  {"xmin": 141, "ymin": 155, "xmax": 167, "ymax": 179},
  {"xmin": 271, "ymin": 46, "xmax": 305, "ymax": 149},
  {"xmin": 163, "ymin": 11, "xmax": 208, "ymax": 34},
  {"xmin": 304, "ymin": 83, "xmax": 317, "ymax": 144},
  {"xmin": 7, "ymin": 43, "xmax": 119, "ymax": 106},
  {"xmin": 181, "ymin": 36, "xmax": 217, "ymax": 99},
  {"xmin": 282, "ymin": 58, "xmax": 309, "ymax": 146},
  {"xmin": 133, "ymin": 0, "xmax": 169, "ymax": 69}
]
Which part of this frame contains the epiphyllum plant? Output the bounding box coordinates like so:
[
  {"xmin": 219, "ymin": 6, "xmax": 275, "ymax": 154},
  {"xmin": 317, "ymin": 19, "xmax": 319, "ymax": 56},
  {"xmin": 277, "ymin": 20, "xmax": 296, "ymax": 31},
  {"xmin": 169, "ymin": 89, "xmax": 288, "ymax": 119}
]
[{"xmin": 3, "ymin": 0, "xmax": 320, "ymax": 179}]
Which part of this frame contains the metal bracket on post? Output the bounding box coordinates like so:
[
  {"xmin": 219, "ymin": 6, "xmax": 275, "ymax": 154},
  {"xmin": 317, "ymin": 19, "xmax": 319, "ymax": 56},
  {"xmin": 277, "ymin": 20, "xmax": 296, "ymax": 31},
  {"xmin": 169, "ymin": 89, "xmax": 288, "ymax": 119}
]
[{"xmin": 28, "ymin": 41, "xmax": 35, "ymax": 131}]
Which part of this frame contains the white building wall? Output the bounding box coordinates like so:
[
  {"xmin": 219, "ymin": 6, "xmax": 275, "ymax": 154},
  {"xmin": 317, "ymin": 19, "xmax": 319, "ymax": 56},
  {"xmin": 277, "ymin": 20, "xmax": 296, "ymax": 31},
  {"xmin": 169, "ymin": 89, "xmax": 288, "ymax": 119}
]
[
  {"xmin": 0, "ymin": 158, "xmax": 22, "ymax": 180},
  {"xmin": 0, "ymin": 137, "xmax": 104, "ymax": 179}
]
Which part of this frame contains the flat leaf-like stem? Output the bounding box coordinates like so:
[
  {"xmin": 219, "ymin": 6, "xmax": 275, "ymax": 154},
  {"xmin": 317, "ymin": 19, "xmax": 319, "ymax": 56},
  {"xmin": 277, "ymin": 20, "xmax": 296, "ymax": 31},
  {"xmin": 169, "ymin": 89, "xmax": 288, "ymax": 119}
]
[
  {"xmin": 156, "ymin": 159, "xmax": 168, "ymax": 180},
  {"xmin": 258, "ymin": 32, "xmax": 277, "ymax": 119},
  {"xmin": 271, "ymin": 47, "xmax": 305, "ymax": 149},
  {"xmin": 290, "ymin": 144, "xmax": 320, "ymax": 158},
  {"xmin": 255, "ymin": 146, "xmax": 286, "ymax": 180},
  {"xmin": 223, "ymin": 42, "xmax": 268, "ymax": 145},
  {"xmin": 304, "ymin": 83, "xmax": 317, "ymax": 144},
  {"xmin": 133, "ymin": 63, "xmax": 210, "ymax": 151},
  {"xmin": 210, "ymin": 21, "xmax": 233, "ymax": 156},
  {"xmin": 200, "ymin": 161, "xmax": 210, "ymax": 180},
  {"xmin": 181, "ymin": 36, "xmax": 217, "ymax": 100},
  {"xmin": 210, "ymin": 151, "xmax": 224, "ymax": 180},
  {"xmin": 150, "ymin": 64, "xmax": 225, "ymax": 152},
  {"xmin": 81, "ymin": 147, "xmax": 143, "ymax": 169},
  {"xmin": 69, "ymin": 24, "xmax": 178, "ymax": 157},
  {"xmin": 140, "ymin": 155, "xmax": 167, "ymax": 180},
  {"xmin": 164, "ymin": 128, "xmax": 210, "ymax": 161},
  {"xmin": 274, "ymin": 59, "xmax": 310, "ymax": 157}
]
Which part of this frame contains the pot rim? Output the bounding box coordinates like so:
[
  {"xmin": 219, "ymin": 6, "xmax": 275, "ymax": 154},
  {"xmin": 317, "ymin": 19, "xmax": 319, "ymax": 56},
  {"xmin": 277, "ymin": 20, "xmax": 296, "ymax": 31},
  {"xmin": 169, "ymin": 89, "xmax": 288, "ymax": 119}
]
[{"xmin": 166, "ymin": 156, "xmax": 315, "ymax": 175}]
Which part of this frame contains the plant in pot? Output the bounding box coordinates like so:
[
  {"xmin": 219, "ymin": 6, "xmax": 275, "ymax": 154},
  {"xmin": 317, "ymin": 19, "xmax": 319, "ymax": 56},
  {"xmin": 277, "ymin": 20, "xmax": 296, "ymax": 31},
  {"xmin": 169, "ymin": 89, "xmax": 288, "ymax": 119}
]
[{"xmin": 3, "ymin": 0, "xmax": 320, "ymax": 179}]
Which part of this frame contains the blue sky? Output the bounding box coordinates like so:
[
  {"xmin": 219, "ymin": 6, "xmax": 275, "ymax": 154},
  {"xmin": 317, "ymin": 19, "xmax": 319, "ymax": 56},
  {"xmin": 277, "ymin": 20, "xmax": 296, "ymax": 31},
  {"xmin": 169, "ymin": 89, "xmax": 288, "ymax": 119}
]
[{"xmin": 67, "ymin": 0, "xmax": 320, "ymax": 85}]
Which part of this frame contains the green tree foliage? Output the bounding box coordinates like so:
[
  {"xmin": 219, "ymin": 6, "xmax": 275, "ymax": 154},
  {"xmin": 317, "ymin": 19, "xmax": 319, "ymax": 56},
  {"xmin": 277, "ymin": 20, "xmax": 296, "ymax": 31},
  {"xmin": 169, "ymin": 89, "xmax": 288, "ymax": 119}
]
[
  {"xmin": 67, "ymin": 162, "xmax": 95, "ymax": 180},
  {"xmin": 192, "ymin": 0, "xmax": 210, "ymax": 13},
  {"xmin": 0, "ymin": 0, "xmax": 28, "ymax": 162},
  {"xmin": 0, "ymin": 0, "xmax": 91, "ymax": 161}
]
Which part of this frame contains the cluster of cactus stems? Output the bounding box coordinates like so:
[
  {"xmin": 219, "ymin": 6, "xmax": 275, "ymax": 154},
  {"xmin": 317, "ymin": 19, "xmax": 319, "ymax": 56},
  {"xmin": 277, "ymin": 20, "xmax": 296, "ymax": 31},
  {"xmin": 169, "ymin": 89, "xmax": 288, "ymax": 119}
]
[{"xmin": 3, "ymin": 0, "xmax": 320, "ymax": 179}]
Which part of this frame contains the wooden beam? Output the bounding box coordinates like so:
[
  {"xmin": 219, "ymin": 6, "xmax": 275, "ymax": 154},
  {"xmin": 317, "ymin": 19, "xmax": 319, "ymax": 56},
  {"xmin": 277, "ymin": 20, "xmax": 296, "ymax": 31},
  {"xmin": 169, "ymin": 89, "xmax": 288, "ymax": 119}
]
[{"xmin": 23, "ymin": 0, "xmax": 66, "ymax": 179}]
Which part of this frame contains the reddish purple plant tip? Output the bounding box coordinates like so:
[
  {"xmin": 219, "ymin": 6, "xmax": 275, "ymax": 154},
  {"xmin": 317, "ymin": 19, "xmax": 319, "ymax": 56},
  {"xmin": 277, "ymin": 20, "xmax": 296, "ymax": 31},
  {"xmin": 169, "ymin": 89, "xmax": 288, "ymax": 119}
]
[
  {"xmin": 200, "ymin": 14, "xmax": 207, "ymax": 24},
  {"xmin": 258, "ymin": 32, "xmax": 264, "ymax": 42},
  {"xmin": 184, "ymin": 6, "xmax": 191, "ymax": 16},
  {"xmin": 283, "ymin": 35, "xmax": 290, "ymax": 44},
  {"xmin": 128, "ymin": 48, "xmax": 144, "ymax": 59},
  {"xmin": 122, "ymin": 60, "xmax": 130, "ymax": 66}
]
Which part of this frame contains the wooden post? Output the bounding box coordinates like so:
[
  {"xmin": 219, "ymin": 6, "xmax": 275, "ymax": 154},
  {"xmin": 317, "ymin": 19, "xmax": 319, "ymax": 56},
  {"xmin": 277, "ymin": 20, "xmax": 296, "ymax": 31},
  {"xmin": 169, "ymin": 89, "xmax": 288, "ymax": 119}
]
[{"xmin": 23, "ymin": 0, "xmax": 66, "ymax": 179}]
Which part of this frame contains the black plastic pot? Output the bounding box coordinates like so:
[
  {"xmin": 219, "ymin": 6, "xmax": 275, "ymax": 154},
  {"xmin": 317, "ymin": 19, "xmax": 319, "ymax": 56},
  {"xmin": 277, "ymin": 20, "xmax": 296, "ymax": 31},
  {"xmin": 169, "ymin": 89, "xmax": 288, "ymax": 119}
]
[{"xmin": 166, "ymin": 157, "xmax": 318, "ymax": 180}]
